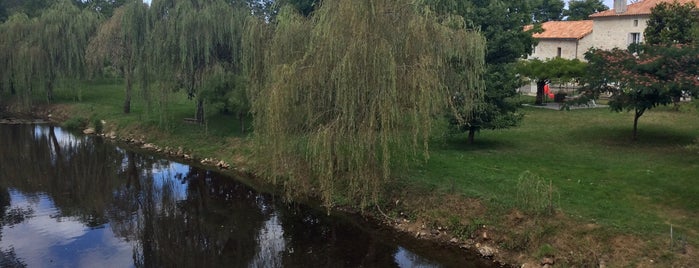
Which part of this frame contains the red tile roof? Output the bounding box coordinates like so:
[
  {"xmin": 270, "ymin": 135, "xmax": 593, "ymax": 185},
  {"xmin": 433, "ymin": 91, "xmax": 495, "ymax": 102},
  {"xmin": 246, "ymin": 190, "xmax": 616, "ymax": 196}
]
[
  {"xmin": 525, "ymin": 20, "xmax": 594, "ymax": 40},
  {"xmin": 590, "ymin": 0, "xmax": 699, "ymax": 18}
]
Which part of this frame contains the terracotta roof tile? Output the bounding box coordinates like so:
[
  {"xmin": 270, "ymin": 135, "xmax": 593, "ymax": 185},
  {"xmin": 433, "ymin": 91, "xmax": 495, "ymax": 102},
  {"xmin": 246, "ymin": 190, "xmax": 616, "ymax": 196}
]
[
  {"xmin": 590, "ymin": 0, "xmax": 699, "ymax": 18},
  {"xmin": 526, "ymin": 20, "xmax": 594, "ymax": 40}
]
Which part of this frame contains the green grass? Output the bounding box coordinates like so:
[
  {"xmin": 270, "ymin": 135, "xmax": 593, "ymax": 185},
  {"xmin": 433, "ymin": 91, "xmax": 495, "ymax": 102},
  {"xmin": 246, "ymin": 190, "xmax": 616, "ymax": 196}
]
[{"xmin": 408, "ymin": 105, "xmax": 699, "ymax": 242}]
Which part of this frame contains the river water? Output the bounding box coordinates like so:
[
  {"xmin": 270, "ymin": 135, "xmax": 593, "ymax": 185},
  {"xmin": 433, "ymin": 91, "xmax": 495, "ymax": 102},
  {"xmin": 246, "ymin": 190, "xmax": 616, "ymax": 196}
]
[{"xmin": 0, "ymin": 124, "xmax": 494, "ymax": 267}]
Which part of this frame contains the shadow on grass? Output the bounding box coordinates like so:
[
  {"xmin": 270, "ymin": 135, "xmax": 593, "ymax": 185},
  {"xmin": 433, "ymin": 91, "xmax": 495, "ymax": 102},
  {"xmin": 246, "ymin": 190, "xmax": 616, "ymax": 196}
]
[
  {"xmin": 568, "ymin": 124, "xmax": 697, "ymax": 148},
  {"xmin": 433, "ymin": 134, "xmax": 516, "ymax": 152}
]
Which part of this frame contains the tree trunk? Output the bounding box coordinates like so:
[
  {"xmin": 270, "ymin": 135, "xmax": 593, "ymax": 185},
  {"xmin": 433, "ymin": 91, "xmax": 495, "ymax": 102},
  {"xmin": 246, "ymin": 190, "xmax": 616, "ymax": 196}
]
[
  {"xmin": 632, "ymin": 108, "xmax": 644, "ymax": 141},
  {"xmin": 535, "ymin": 79, "xmax": 546, "ymax": 105},
  {"xmin": 195, "ymin": 99, "xmax": 205, "ymax": 124},
  {"xmin": 46, "ymin": 79, "xmax": 54, "ymax": 103},
  {"xmin": 238, "ymin": 112, "xmax": 245, "ymax": 133},
  {"xmin": 123, "ymin": 72, "xmax": 132, "ymax": 114},
  {"xmin": 468, "ymin": 127, "xmax": 476, "ymax": 144}
]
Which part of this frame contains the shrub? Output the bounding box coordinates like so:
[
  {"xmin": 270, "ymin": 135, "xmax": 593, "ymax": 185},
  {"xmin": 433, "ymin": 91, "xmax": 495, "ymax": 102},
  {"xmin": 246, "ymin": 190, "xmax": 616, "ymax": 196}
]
[
  {"xmin": 92, "ymin": 118, "xmax": 103, "ymax": 134},
  {"xmin": 515, "ymin": 171, "xmax": 558, "ymax": 215},
  {"xmin": 554, "ymin": 92, "xmax": 567, "ymax": 103},
  {"xmin": 62, "ymin": 117, "xmax": 88, "ymax": 131}
]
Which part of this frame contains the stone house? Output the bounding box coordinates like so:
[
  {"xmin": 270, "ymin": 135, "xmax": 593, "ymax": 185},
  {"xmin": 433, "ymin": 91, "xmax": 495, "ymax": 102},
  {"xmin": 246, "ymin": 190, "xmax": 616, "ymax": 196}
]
[
  {"xmin": 528, "ymin": 0, "xmax": 699, "ymax": 60},
  {"xmin": 520, "ymin": 0, "xmax": 699, "ymax": 95},
  {"xmin": 526, "ymin": 20, "xmax": 594, "ymax": 60},
  {"xmin": 589, "ymin": 0, "xmax": 699, "ymax": 50}
]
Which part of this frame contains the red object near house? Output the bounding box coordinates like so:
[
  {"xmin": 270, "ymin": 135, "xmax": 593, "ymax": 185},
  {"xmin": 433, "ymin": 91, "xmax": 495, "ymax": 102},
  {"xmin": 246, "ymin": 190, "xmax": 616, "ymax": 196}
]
[{"xmin": 544, "ymin": 84, "xmax": 553, "ymax": 99}]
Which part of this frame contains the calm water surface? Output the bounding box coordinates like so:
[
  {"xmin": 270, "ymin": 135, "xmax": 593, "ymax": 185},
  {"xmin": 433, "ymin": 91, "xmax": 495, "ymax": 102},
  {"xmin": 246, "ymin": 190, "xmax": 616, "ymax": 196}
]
[{"xmin": 0, "ymin": 124, "xmax": 493, "ymax": 267}]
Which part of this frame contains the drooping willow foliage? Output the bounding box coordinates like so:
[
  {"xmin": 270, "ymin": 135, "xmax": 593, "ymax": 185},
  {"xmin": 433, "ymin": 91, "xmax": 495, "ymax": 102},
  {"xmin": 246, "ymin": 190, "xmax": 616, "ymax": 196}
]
[
  {"xmin": 147, "ymin": 0, "xmax": 249, "ymax": 124},
  {"xmin": 247, "ymin": 0, "xmax": 486, "ymax": 208},
  {"xmin": 0, "ymin": 13, "xmax": 34, "ymax": 109},
  {"xmin": 86, "ymin": 1, "xmax": 149, "ymax": 114},
  {"xmin": 33, "ymin": 0, "xmax": 99, "ymax": 102},
  {"xmin": 0, "ymin": 0, "xmax": 98, "ymax": 108}
]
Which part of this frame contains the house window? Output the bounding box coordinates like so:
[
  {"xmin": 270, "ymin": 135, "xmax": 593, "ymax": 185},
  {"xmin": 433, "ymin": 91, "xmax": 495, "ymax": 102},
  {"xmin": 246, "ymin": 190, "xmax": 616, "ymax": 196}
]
[
  {"xmin": 629, "ymin": 32, "xmax": 641, "ymax": 45},
  {"xmin": 557, "ymin": 47, "xmax": 562, "ymax": 58},
  {"xmin": 633, "ymin": 20, "xmax": 638, "ymax": 26}
]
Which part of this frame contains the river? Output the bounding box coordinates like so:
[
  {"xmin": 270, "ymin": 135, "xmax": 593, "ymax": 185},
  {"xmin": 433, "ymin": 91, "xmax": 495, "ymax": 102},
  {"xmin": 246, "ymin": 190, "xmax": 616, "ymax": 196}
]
[{"xmin": 0, "ymin": 124, "xmax": 494, "ymax": 267}]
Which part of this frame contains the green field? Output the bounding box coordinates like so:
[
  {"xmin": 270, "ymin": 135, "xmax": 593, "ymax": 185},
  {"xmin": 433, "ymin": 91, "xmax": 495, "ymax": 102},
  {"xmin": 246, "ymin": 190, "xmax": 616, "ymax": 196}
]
[{"xmin": 44, "ymin": 80, "xmax": 699, "ymax": 265}]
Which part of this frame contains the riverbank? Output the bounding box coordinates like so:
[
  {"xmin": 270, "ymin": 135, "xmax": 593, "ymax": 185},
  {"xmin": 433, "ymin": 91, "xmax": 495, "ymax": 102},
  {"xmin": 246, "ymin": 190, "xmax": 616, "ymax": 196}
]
[{"xmin": 3, "ymin": 82, "xmax": 698, "ymax": 267}]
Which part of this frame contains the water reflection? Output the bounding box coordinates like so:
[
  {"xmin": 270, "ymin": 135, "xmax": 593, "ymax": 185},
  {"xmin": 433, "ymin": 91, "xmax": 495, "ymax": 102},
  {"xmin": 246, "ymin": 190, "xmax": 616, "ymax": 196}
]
[{"xmin": 0, "ymin": 124, "xmax": 491, "ymax": 267}]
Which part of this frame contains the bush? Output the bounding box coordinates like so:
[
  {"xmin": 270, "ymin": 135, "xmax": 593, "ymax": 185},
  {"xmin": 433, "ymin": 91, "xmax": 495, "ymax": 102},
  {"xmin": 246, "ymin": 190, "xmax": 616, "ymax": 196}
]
[
  {"xmin": 92, "ymin": 118, "xmax": 103, "ymax": 134},
  {"xmin": 554, "ymin": 92, "xmax": 567, "ymax": 103},
  {"xmin": 515, "ymin": 171, "xmax": 558, "ymax": 215},
  {"xmin": 62, "ymin": 117, "xmax": 88, "ymax": 131}
]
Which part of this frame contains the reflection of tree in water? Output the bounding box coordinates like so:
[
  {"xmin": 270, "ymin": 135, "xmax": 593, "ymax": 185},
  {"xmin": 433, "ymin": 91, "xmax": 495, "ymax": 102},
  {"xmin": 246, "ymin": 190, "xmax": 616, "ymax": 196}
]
[
  {"xmin": 130, "ymin": 166, "xmax": 270, "ymax": 267},
  {"xmin": 277, "ymin": 206, "xmax": 401, "ymax": 267},
  {"xmin": 0, "ymin": 125, "xmax": 125, "ymax": 227},
  {"xmin": 0, "ymin": 188, "xmax": 27, "ymax": 268}
]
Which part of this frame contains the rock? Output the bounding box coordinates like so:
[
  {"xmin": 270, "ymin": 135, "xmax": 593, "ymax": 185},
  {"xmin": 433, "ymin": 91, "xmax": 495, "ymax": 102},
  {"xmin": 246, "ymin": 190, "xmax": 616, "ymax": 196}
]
[
  {"xmin": 542, "ymin": 265, "xmax": 552, "ymax": 268},
  {"xmin": 541, "ymin": 257, "xmax": 554, "ymax": 265},
  {"xmin": 142, "ymin": 143, "xmax": 156, "ymax": 150},
  {"xmin": 216, "ymin": 160, "xmax": 230, "ymax": 169},
  {"xmin": 477, "ymin": 245, "xmax": 496, "ymax": 257},
  {"xmin": 176, "ymin": 147, "xmax": 183, "ymax": 155},
  {"xmin": 520, "ymin": 263, "xmax": 538, "ymax": 268},
  {"xmin": 183, "ymin": 154, "xmax": 192, "ymax": 160},
  {"xmin": 83, "ymin": 128, "xmax": 95, "ymax": 135},
  {"xmin": 449, "ymin": 238, "xmax": 459, "ymax": 244}
]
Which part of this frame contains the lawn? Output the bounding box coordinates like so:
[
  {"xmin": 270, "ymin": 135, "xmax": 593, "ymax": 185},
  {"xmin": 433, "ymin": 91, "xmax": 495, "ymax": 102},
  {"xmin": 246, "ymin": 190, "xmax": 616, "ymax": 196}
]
[{"xmin": 403, "ymin": 103, "xmax": 699, "ymax": 264}]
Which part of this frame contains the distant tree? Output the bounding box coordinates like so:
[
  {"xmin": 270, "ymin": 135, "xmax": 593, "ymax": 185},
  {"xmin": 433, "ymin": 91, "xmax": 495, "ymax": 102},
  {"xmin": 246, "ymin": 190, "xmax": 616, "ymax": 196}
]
[
  {"xmin": 0, "ymin": 1, "xmax": 98, "ymax": 105},
  {"xmin": 517, "ymin": 57, "xmax": 587, "ymax": 105},
  {"xmin": 148, "ymin": 0, "xmax": 248, "ymax": 124},
  {"xmin": 276, "ymin": 0, "xmax": 317, "ymax": 17},
  {"xmin": 77, "ymin": 0, "xmax": 129, "ymax": 17},
  {"xmin": 87, "ymin": 1, "xmax": 149, "ymax": 114},
  {"xmin": 532, "ymin": 0, "xmax": 565, "ymax": 22},
  {"xmin": 578, "ymin": 47, "xmax": 699, "ymax": 140},
  {"xmin": 644, "ymin": 1, "xmax": 698, "ymax": 46},
  {"xmin": 2, "ymin": 0, "xmax": 52, "ymax": 18},
  {"xmin": 0, "ymin": 13, "xmax": 33, "ymax": 105},
  {"xmin": 34, "ymin": 0, "xmax": 100, "ymax": 102},
  {"xmin": 565, "ymin": 0, "xmax": 608, "ymax": 21}
]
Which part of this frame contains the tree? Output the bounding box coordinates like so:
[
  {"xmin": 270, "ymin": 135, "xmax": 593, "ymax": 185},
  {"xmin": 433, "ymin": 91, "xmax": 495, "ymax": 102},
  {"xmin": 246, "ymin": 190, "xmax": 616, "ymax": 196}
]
[
  {"xmin": 644, "ymin": 1, "xmax": 698, "ymax": 46},
  {"xmin": 517, "ymin": 57, "xmax": 587, "ymax": 105},
  {"xmin": 87, "ymin": 1, "xmax": 149, "ymax": 114},
  {"xmin": 0, "ymin": 13, "xmax": 34, "ymax": 106},
  {"xmin": 532, "ymin": 0, "xmax": 565, "ymax": 22},
  {"xmin": 421, "ymin": 0, "xmax": 537, "ymax": 143},
  {"xmin": 148, "ymin": 0, "xmax": 248, "ymax": 124},
  {"xmin": 565, "ymin": 0, "xmax": 608, "ymax": 21},
  {"xmin": 33, "ymin": 0, "xmax": 100, "ymax": 102},
  {"xmin": 247, "ymin": 2, "xmax": 486, "ymax": 207},
  {"xmin": 578, "ymin": 47, "xmax": 699, "ymax": 140}
]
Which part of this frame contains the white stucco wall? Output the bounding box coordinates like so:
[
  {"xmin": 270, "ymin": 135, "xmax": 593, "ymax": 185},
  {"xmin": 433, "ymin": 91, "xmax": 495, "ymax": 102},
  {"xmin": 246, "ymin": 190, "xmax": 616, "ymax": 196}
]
[
  {"xmin": 590, "ymin": 15, "xmax": 649, "ymax": 50},
  {"xmin": 528, "ymin": 35, "xmax": 593, "ymax": 61}
]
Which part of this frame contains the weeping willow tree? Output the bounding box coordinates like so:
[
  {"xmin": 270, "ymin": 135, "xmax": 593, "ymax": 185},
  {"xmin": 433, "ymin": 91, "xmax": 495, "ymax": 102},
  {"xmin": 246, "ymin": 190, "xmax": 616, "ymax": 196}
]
[
  {"xmin": 33, "ymin": 0, "xmax": 100, "ymax": 102},
  {"xmin": 0, "ymin": 13, "xmax": 35, "ymax": 109},
  {"xmin": 147, "ymin": 0, "xmax": 248, "ymax": 124},
  {"xmin": 247, "ymin": 1, "xmax": 486, "ymax": 208},
  {"xmin": 86, "ymin": 1, "xmax": 149, "ymax": 114}
]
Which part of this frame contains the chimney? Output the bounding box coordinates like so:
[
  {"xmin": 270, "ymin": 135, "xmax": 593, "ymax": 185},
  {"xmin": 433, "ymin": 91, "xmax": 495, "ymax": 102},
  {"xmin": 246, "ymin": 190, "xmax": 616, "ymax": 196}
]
[{"xmin": 614, "ymin": 0, "xmax": 628, "ymax": 14}]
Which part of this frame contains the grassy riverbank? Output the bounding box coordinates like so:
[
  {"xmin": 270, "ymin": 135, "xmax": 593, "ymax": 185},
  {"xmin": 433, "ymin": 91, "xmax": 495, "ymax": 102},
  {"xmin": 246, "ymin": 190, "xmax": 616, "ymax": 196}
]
[{"xmin": 27, "ymin": 80, "xmax": 699, "ymax": 266}]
